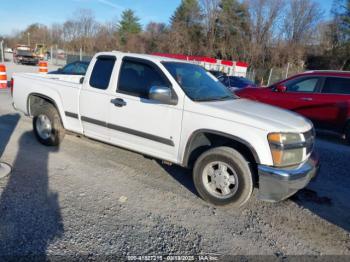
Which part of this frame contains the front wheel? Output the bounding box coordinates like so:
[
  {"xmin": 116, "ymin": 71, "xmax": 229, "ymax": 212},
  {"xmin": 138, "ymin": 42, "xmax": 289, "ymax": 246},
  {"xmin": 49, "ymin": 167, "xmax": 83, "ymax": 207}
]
[
  {"xmin": 33, "ymin": 103, "xmax": 65, "ymax": 146},
  {"xmin": 193, "ymin": 146, "xmax": 254, "ymax": 207}
]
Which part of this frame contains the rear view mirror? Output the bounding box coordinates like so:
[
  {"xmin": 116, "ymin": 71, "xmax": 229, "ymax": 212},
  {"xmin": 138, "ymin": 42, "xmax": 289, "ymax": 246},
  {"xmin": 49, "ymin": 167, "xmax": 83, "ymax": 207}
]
[{"xmin": 276, "ymin": 85, "xmax": 287, "ymax": 93}]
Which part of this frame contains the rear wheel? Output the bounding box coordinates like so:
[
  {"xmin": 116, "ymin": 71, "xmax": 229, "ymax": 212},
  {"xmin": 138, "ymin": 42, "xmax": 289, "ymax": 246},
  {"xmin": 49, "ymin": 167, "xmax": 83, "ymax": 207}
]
[
  {"xmin": 193, "ymin": 146, "xmax": 254, "ymax": 207},
  {"xmin": 33, "ymin": 103, "xmax": 65, "ymax": 146}
]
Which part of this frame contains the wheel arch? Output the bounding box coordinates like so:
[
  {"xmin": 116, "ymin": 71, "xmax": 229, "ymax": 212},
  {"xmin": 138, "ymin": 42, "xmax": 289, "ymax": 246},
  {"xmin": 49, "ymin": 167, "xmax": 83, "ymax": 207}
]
[
  {"xmin": 182, "ymin": 129, "xmax": 261, "ymax": 169},
  {"xmin": 27, "ymin": 93, "xmax": 66, "ymax": 127}
]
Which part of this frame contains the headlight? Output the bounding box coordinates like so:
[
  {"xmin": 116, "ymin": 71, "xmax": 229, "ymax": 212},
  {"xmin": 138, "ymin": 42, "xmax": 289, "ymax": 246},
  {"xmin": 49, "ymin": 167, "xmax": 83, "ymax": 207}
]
[{"xmin": 268, "ymin": 132, "xmax": 309, "ymax": 167}]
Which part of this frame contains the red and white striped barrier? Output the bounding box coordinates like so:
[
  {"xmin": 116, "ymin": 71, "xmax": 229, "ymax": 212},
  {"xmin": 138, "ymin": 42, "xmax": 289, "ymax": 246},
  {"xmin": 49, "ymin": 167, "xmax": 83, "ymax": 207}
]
[
  {"xmin": 152, "ymin": 53, "xmax": 248, "ymax": 77},
  {"xmin": 235, "ymin": 61, "xmax": 249, "ymax": 77},
  {"xmin": 0, "ymin": 64, "xmax": 7, "ymax": 89}
]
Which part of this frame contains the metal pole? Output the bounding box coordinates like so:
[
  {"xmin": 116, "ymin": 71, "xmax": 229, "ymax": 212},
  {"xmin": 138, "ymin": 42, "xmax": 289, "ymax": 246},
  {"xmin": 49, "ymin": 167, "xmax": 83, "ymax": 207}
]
[
  {"xmin": 267, "ymin": 68, "xmax": 273, "ymax": 86},
  {"xmin": 55, "ymin": 45, "xmax": 58, "ymax": 65},
  {"xmin": 50, "ymin": 46, "xmax": 53, "ymax": 63},
  {"xmin": 0, "ymin": 40, "xmax": 4, "ymax": 63},
  {"xmin": 285, "ymin": 62, "xmax": 290, "ymax": 79},
  {"xmin": 80, "ymin": 47, "xmax": 82, "ymax": 61}
]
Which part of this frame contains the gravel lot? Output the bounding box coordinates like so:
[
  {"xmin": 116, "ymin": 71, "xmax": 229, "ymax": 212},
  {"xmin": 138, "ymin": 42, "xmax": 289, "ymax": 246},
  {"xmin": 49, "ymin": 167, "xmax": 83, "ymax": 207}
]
[{"xmin": 0, "ymin": 63, "xmax": 349, "ymax": 259}]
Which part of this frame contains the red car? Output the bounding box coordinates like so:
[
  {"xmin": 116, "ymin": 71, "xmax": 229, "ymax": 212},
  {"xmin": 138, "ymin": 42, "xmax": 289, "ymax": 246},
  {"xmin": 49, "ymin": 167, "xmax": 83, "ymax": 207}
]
[{"xmin": 236, "ymin": 71, "xmax": 350, "ymax": 142}]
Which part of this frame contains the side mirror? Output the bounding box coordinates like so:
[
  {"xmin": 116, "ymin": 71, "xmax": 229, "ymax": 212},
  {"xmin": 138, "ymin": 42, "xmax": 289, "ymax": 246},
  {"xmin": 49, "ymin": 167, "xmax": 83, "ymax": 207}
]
[
  {"xmin": 149, "ymin": 86, "xmax": 176, "ymax": 105},
  {"xmin": 276, "ymin": 85, "xmax": 287, "ymax": 93}
]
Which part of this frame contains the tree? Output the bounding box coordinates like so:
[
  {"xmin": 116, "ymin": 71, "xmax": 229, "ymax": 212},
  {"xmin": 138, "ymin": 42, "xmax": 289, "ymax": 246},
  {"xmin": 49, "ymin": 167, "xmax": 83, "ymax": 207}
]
[
  {"xmin": 329, "ymin": 0, "xmax": 350, "ymax": 69},
  {"xmin": 169, "ymin": 0, "xmax": 203, "ymax": 54},
  {"xmin": 282, "ymin": 0, "xmax": 323, "ymax": 65},
  {"xmin": 20, "ymin": 23, "xmax": 50, "ymax": 47},
  {"xmin": 62, "ymin": 9, "xmax": 99, "ymax": 52},
  {"xmin": 200, "ymin": 0, "xmax": 220, "ymax": 56},
  {"xmin": 217, "ymin": 0, "xmax": 251, "ymax": 60},
  {"xmin": 246, "ymin": 0, "xmax": 285, "ymax": 67},
  {"xmin": 118, "ymin": 9, "xmax": 142, "ymax": 45},
  {"xmin": 144, "ymin": 22, "xmax": 168, "ymax": 53},
  {"xmin": 283, "ymin": 0, "xmax": 323, "ymax": 44}
]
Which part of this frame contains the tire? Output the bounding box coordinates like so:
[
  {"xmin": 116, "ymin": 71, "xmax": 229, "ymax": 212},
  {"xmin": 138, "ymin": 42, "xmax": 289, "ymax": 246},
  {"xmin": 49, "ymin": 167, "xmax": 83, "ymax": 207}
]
[
  {"xmin": 193, "ymin": 146, "xmax": 254, "ymax": 207},
  {"xmin": 33, "ymin": 103, "xmax": 65, "ymax": 146}
]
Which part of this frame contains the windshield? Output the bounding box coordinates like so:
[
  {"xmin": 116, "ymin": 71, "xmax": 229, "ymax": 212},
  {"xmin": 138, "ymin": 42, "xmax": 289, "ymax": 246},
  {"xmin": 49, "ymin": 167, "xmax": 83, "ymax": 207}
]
[
  {"xmin": 162, "ymin": 62, "xmax": 235, "ymax": 102},
  {"xmin": 17, "ymin": 50, "xmax": 33, "ymax": 56}
]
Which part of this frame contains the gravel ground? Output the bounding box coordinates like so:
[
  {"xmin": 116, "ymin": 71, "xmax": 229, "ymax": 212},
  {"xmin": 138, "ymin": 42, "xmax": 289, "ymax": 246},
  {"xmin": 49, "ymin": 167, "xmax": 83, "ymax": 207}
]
[{"xmin": 0, "ymin": 80, "xmax": 349, "ymax": 259}]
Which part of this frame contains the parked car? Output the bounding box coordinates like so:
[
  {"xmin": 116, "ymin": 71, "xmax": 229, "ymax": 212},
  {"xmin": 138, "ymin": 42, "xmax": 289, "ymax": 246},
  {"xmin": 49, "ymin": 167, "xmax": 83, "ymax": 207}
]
[
  {"xmin": 219, "ymin": 76, "xmax": 257, "ymax": 91},
  {"xmin": 4, "ymin": 48, "xmax": 13, "ymax": 53},
  {"xmin": 49, "ymin": 61, "xmax": 90, "ymax": 75},
  {"xmin": 13, "ymin": 50, "xmax": 39, "ymax": 65},
  {"xmin": 209, "ymin": 70, "xmax": 226, "ymax": 78},
  {"xmin": 236, "ymin": 71, "xmax": 350, "ymax": 143},
  {"xmin": 12, "ymin": 52, "xmax": 319, "ymax": 207}
]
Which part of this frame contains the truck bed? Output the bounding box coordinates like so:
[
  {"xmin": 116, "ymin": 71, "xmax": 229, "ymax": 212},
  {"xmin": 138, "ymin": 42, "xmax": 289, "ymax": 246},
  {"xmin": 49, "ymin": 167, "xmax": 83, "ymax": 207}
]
[{"xmin": 12, "ymin": 73, "xmax": 83, "ymax": 133}]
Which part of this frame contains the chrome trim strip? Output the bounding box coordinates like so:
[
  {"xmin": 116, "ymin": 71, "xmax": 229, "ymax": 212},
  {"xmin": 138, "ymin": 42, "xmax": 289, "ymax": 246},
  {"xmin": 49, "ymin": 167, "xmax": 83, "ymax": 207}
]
[
  {"xmin": 81, "ymin": 116, "xmax": 175, "ymax": 147},
  {"xmin": 65, "ymin": 111, "xmax": 78, "ymax": 119}
]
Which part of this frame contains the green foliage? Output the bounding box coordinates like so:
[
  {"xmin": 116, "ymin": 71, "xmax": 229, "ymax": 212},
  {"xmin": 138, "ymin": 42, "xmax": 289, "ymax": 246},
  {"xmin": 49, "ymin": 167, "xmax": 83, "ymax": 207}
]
[
  {"xmin": 118, "ymin": 9, "xmax": 142, "ymax": 44},
  {"xmin": 340, "ymin": 0, "xmax": 350, "ymax": 39},
  {"xmin": 333, "ymin": 0, "xmax": 350, "ymax": 69},
  {"xmin": 169, "ymin": 0, "xmax": 203, "ymax": 54},
  {"xmin": 219, "ymin": 0, "xmax": 249, "ymax": 34},
  {"xmin": 171, "ymin": 0, "xmax": 202, "ymax": 27},
  {"xmin": 217, "ymin": 0, "xmax": 250, "ymax": 59}
]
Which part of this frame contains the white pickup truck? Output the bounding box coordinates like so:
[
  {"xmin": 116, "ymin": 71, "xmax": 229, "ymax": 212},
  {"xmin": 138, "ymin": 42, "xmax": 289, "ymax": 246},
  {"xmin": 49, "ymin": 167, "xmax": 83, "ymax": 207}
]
[{"xmin": 12, "ymin": 52, "xmax": 319, "ymax": 207}]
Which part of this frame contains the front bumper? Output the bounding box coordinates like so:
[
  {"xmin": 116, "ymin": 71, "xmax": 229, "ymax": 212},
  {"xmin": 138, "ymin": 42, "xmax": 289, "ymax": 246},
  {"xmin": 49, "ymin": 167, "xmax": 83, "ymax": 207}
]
[{"xmin": 258, "ymin": 153, "xmax": 319, "ymax": 202}]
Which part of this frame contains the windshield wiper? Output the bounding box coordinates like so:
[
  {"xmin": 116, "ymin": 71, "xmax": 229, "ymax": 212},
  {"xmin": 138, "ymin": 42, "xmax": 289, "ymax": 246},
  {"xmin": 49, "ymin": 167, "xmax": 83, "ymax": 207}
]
[
  {"xmin": 194, "ymin": 96, "xmax": 233, "ymax": 102},
  {"xmin": 215, "ymin": 95, "xmax": 232, "ymax": 101}
]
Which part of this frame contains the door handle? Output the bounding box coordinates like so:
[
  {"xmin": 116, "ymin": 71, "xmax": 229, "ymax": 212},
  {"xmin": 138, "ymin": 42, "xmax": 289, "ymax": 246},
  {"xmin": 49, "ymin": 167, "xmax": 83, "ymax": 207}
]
[
  {"xmin": 300, "ymin": 97, "xmax": 313, "ymax": 101},
  {"xmin": 111, "ymin": 98, "xmax": 127, "ymax": 107}
]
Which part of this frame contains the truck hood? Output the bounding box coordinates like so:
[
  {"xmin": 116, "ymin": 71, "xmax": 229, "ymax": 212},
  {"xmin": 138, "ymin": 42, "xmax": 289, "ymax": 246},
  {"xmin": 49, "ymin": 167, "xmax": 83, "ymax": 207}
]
[{"xmin": 186, "ymin": 98, "xmax": 312, "ymax": 132}]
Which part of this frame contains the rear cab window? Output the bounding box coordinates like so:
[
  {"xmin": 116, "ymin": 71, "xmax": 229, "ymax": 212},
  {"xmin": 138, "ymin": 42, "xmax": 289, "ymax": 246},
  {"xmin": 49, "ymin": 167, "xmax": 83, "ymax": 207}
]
[{"xmin": 89, "ymin": 56, "xmax": 116, "ymax": 90}]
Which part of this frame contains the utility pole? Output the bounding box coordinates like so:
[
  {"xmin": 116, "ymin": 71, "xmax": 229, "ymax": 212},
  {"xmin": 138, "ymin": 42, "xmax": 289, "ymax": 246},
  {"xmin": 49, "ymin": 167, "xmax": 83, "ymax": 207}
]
[
  {"xmin": 0, "ymin": 40, "xmax": 4, "ymax": 63},
  {"xmin": 267, "ymin": 68, "xmax": 273, "ymax": 86},
  {"xmin": 27, "ymin": 32, "xmax": 31, "ymax": 47},
  {"xmin": 50, "ymin": 46, "xmax": 53, "ymax": 63},
  {"xmin": 285, "ymin": 62, "xmax": 290, "ymax": 79}
]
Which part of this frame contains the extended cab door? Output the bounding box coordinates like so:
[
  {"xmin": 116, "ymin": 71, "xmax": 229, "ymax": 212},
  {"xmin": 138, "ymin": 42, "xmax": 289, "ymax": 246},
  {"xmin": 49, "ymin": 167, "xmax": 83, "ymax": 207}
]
[
  {"xmin": 107, "ymin": 56, "xmax": 183, "ymax": 163},
  {"xmin": 79, "ymin": 55, "xmax": 117, "ymax": 141}
]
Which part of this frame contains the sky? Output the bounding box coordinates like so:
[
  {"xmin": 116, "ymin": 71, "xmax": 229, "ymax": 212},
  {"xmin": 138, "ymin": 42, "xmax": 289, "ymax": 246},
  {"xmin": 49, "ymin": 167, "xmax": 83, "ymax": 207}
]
[{"xmin": 0, "ymin": 0, "xmax": 334, "ymax": 36}]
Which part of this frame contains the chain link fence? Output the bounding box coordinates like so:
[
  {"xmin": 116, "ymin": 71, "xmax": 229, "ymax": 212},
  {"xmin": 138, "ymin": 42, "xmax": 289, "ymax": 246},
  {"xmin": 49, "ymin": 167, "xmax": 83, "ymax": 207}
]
[
  {"xmin": 49, "ymin": 47, "xmax": 94, "ymax": 67},
  {"xmin": 246, "ymin": 63, "xmax": 305, "ymax": 86}
]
